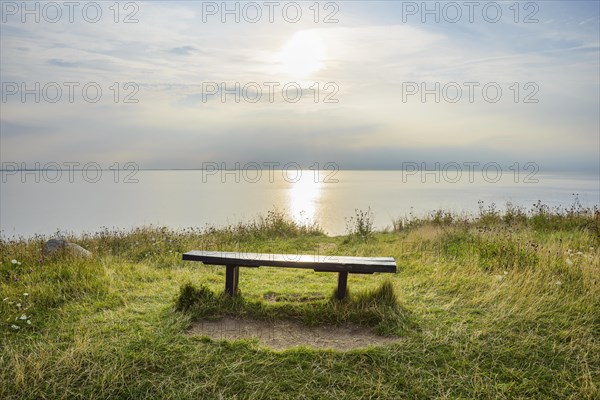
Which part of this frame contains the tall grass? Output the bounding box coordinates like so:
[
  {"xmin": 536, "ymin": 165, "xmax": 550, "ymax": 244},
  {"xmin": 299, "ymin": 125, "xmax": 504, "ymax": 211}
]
[
  {"xmin": 392, "ymin": 198, "xmax": 599, "ymax": 234},
  {"xmin": 344, "ymin": 207, "xmax": 375, "ymax": 242}
]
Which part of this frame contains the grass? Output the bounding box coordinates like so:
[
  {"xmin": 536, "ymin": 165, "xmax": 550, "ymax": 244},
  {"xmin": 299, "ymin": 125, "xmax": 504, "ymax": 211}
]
[
  {"xmin": 1, "ymin": 204, "xmax": 599, "ymax": 399},
  {"xmin": 176, "ymin": 280, "xmax": 412, "ymax": 336}
]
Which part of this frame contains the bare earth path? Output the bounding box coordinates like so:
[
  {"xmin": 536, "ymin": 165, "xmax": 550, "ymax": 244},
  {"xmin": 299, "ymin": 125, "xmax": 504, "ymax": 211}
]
[{"xmin": 188, "ymin": 318, "xmax": 400, "ymax": 351}]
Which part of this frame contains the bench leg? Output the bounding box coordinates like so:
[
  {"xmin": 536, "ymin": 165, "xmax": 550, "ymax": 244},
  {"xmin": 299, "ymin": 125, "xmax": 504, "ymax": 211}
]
[
  {"xmin": 336, "ymin": 271, "xmax": 348, "ymax": 300},
  {"xmin": 225, "ymin": 265, "xmax": 239, "ymax": 296}
]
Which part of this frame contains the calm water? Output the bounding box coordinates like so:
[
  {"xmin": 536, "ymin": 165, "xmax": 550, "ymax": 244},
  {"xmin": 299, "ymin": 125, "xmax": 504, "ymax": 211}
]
[{"xmin": 1, "ymin": 170, "xmax": 598, "ymax": 238}]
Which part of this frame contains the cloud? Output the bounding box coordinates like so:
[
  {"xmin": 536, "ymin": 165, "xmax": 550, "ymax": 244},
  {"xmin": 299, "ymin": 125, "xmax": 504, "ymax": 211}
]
[
  {"xmin": 0, "ymin": 1, "xmax": 598, "ymax": 172},
  {"xmin": 169, "ymin": 46, "xmax": 199, "ymax": 55},
  {"xmin": 47, "ymin": 58, "xmax": 81, "ymax": 68}
]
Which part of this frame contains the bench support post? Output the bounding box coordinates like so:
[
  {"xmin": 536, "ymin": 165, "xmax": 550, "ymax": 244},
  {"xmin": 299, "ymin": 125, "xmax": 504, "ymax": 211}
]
[
  {"xmin": 225, "ymin": 265, "xmax": 239, "ymax": 296},
  {"xmin": 336, "ymin": 271, "xmax": 348, "ymax": 300}
]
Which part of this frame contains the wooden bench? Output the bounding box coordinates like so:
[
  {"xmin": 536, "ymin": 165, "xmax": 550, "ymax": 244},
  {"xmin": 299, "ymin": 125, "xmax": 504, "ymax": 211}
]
[{"xmin": 182, "ymin": 250, "xmax": 397, "ymax": 300}]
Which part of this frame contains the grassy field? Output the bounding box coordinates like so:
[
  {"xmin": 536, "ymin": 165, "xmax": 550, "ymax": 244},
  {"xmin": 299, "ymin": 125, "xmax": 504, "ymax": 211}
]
[{"xmin": 1, "ymin": 204, "xmax": 599, "ymax": 399}]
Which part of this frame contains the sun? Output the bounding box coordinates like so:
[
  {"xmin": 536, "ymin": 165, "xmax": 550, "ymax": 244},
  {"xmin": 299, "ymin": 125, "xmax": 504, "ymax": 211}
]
[{"xmin": 276, "ymin": 30, "xmax": 326, "ymax": 78}]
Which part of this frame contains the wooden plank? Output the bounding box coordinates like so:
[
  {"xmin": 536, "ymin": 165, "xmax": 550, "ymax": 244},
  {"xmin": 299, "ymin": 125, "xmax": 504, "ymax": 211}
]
[{"xmin": 182, "ymin": 250, "xmax": 396, "ymax": 273}]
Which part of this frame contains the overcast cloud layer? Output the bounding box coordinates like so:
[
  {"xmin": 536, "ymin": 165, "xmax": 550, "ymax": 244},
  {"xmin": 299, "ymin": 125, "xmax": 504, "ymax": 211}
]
[{"xmin": 1, "ymin": 1, "xmax": 599, "ymax": 171}]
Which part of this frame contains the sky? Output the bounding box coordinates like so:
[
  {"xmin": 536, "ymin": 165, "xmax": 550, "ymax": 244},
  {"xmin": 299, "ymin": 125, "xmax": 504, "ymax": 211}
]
[{"xmin": 1, "ymin": 0, "xmax": 599, "ymax": 171}]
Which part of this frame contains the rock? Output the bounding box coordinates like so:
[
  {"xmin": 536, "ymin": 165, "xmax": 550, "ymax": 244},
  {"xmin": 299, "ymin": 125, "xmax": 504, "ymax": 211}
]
[{"xmin": 42, "ymin": 238, "xmax": 92, "ymax": 259}]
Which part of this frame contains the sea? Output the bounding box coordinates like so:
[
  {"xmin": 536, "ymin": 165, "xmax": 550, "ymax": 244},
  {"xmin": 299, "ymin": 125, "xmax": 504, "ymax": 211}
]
[{"xmin": 1, "ymin": 170, "xmax": 598, "ymax": 238}]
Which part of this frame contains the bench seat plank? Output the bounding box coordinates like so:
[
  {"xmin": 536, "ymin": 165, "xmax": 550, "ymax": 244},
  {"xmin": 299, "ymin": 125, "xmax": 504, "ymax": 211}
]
[{"xmin": 182, "ymin": 250, "xmax": 397, "ymax": 274}]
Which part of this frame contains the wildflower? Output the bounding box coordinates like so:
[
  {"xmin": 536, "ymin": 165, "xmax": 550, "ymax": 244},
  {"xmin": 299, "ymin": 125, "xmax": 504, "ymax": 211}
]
[
  {"xmin": 503, "ymin": 271, "xmax": 508, "ymax": 275},
  {"xmin": 566, "ymin": 258, "xmax": 573, "ymax": 265},
  {"xmin": 16, "ymin": 303, "xmax": 21, "ymax": 308},
  {"xmin": 19, "ymin": 314, "xmax": 28, "ymax": 320},
  {"xmin": 556, "ymin": 280, "xmax": 562, "ymax": 286},
  {"xmin": 11, "ymin": 259, "xmax": 18, "ymax": 264},
  {"xmin": 11, "ymin": 325, "xmax": 19, "ymax": 330},
  {"xmin": 22, "ymin": 293, "xmax": 29, "ymax": 296},
  {"xmin": 26, "ymin": 320, "xmax": 32, "ymax": 325}
]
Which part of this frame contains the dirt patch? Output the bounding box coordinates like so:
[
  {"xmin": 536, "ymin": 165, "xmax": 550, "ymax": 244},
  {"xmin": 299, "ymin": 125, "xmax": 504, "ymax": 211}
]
[{"xmin": 188, "ymin": 317, "xmax": 400, "ymax": 351}]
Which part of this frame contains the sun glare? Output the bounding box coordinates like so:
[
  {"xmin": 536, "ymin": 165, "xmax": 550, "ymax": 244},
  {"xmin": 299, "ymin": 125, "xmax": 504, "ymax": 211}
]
[
  {"xmin": 276, "ymin": 30, "xmax": 326, "ymax": 78},
  {"xmin": 288, "ymin": 174, "xmax": 322, "ymax": 226}
]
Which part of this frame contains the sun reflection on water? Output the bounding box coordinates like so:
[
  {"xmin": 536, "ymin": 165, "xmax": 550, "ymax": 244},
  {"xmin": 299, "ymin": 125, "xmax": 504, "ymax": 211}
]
[{"xmin": 287, "ymin": 174, "xmax": 322, "ymax": 226}]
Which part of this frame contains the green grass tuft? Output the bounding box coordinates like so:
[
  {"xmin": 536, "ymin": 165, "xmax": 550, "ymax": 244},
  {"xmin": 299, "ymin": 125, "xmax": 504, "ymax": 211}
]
[{"xmin": 175, "ymin": 280, "xmax": 413, "ymax": 336}]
